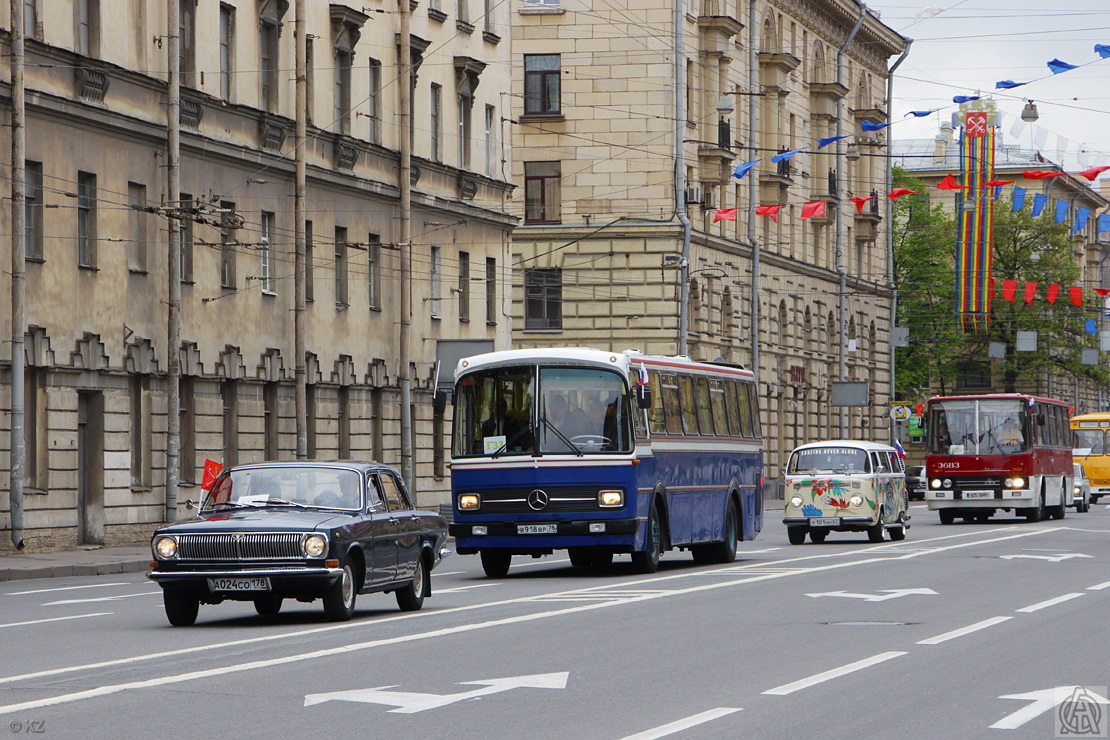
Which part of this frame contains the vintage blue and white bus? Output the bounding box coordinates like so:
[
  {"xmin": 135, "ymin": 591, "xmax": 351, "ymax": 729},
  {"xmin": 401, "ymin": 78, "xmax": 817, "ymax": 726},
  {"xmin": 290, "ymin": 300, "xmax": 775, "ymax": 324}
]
[{"xmin": 447, "ymin": 347, "xmax": 764, "ymax": 576}]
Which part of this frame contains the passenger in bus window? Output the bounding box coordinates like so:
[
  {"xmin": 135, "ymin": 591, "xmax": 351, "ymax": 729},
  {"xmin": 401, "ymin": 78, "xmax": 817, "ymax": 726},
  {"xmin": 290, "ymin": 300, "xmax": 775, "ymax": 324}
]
[{"xmin": 999, "ymin": 417, "xmax": 1024, "ymax": 450}]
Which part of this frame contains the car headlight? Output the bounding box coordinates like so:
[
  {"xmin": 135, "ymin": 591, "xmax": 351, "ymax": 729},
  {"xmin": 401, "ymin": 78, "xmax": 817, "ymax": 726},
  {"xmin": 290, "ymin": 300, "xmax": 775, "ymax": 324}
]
[
  {"xmin": 930, "ymin": 478, "xmax": 942, "ymax": 489},
  {"xmin": 789, "ymin": 495, "xmax": 803, "ymax": 508},
  {"xmin": 302, "ymin": 534, "xmax": 328, "ymax": 558},
  {"xmin": 153, "ymin": 536, "xmax": 178, "ymax": 560},
  {"xmin": 598, "ymin": 490, "xmax": 624, "ymax": 507},
  {"xmin": 1074, "ymin": 486, "xmax": 1081, "ymax": 495},
  {"xmin": 849, "ymin": 495, "xmax": 864, "ymax": 508},
  {"xmin": 459, "ymin": 493, "xmax": 481, "ymax": 510}
]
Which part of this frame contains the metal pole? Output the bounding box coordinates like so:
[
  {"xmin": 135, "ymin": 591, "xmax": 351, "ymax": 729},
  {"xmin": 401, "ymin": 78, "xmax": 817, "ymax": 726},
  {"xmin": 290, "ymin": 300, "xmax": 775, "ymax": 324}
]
[
  {"xmin": 9, "ymin": 1, "xmax": 26, "ymax": 549},
  {"xmin": 165, "ymin": 0, "xmax": 181, "ymax": 520},
  {"xmin": 747, "ymin": 0, "xmax": 759, "ymax": 385},
  {"xmin": 675, "ymin": 0, "xmax": 690, "ymax": 358},
  {"xmin": 399, "ymin": 0, "xmax": 414, "ymax": 493},
  {"xmin": 294, "ymin": 0, "xmax": 308, "ymax": 459},
  {"xmin": 886, "ymin": 41, "xmax": 911, "ymax": 442},
  {"xmin": 836, "ymin": 10, "xmax": 865, "ymax": 438}
]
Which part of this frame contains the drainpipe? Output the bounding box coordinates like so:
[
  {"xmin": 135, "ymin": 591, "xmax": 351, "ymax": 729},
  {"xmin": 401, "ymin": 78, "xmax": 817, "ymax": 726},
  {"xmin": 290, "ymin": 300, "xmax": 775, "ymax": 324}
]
[
  {"xmin": 886, "ymin": 39, "xmax": 911, "ymax": 443},
  {"xmin": 747, "ymin": 0, "xmax": 759, "ymax": 385},
  {"xmin": 836, "ymin": 9, "xmax": 865, "ymax": 438},
  {"xmin": 676, "ymin": 0, "xmax": 691, "ymax": 357},
  {"xmin": 165, "ymin": 0, "xmax": 181, "ymax": 520},
  {"xmin": 9, "ymin": 0, "xmax": 26, "ymax": 549}
]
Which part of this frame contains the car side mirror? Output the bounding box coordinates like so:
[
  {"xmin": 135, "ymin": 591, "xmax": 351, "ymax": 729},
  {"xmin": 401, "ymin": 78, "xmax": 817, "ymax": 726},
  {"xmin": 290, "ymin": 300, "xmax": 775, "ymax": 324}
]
[
  {"xmin": 184, "ymin": 499, "xmax": 195, "ymax": 511},
  {"xmin": 432, "ymin": 390, "xmax": 449, "ymax": 416}
]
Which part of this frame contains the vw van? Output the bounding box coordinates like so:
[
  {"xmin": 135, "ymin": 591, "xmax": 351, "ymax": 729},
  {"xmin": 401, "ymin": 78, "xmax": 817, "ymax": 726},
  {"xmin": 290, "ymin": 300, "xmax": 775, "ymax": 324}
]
[{"xmin": 783, "ymin": 441, "xmax": 910, "ymax": 544}]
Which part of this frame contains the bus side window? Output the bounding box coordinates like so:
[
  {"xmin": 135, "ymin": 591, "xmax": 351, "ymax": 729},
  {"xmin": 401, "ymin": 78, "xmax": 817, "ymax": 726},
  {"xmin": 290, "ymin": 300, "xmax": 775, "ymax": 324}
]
[
  {"xmin": 661, "ymin": 374, "xmax": 683, "ymax": 435},
  {"xmin": 722, "ymin": 378, "xmax": 741, "ymax": 436},
  {"xmin": 647, "ymin": 371, "xmax": 666, "ymax": 436},
  {"xmin": 734, "ymin": 381, "xmax": 754, "ymax": 438},
  {"xmin": 746, "ymin": 382, "xmax": 762, "ymax": 439},
  {"xmin": 679, "ymin": 375, "xmax": 699, "ymax": 435},
  {"xmin": 695, "ymin": 377, "xmax": 716, "ymax": 435},
  {"xmin": 709, "ymin": 379, "xmax": 729, "ymax": 437}
]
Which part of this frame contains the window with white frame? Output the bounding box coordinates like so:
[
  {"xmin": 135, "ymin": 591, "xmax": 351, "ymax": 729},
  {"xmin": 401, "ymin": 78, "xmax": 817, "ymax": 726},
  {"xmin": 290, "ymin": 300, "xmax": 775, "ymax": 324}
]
[
  {"xmin": 127, "ymin": 182, "xmax": 149, "ymax": 274},
  {"xmin": 430, "ymin": 245, "xmax": 442, "ymax": 318},
  {"xmin": 367, "ymin": 59, "xmax": 381, "ymax": 144},
  {"xmin": 431, "ymin": 83, "xmax": 442, "ymax": 162},
  {"xmin": 219, "ymin": 4, "xmax": 234, "ymax": 100},
  {"xmin": 368, "ymin": 233, "xmax": 381, "ymax": 310},
  {"xmin": 260, "ymin": 211, "xmax": 275, "ymax": 294},
  {"xmin": 484, "ymin": 104, "xmax": 496, "ymax": 177}
]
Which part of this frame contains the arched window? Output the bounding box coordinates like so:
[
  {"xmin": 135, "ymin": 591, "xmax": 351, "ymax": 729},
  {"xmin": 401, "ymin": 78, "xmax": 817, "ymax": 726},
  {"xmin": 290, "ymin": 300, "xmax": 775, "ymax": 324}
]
[
  {"xmin": 811, "ymin": 41, "xmax": 825, "ymax": 82},
  {"xmin": 763, "ymin": 15, "xmax": 779, "ymax": 53}
]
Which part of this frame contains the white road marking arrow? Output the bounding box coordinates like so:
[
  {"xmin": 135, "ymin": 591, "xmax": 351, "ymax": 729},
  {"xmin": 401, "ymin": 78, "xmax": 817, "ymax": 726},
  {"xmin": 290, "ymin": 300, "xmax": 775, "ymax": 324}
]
[
  {"xmin": 304, "ymin": 672, "xmax": 569, "ymax": 713},
  {"xmin": 1000, "ymin": 553, "xmax": 1093, "ymax": 562},
  {"xmin": 991, "ymin": 686, "xmax": 1110, "ymax": 730},
  {"xmin": 805, "ymin": 588, "xmax": 937, "ymax": 602}
]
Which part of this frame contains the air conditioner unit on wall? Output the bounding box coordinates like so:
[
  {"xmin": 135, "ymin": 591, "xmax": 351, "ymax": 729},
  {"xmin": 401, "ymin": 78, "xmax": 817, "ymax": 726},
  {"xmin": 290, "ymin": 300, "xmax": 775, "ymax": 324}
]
[{"xmin": 684, "ymin": 186, "xmax": 702, "ymax": 205}]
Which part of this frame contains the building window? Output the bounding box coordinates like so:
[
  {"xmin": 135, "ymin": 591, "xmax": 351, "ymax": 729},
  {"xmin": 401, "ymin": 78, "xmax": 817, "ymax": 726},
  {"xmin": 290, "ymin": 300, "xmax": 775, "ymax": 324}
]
[
  {"xmin": 179, "ymin": 377, "xmax": 196, "ymax": 483},
  {"xmin": 219, "ymin": 4, "xmax": 234, "ymax": 100},
  {"xmin": 367, "ymin": 59, "xmax": 381, "ymax": 144},
  {"xmin": 23, "ymin": 0, "xmax": 36, "ymax": 39},
  {"xmin": 956, "ymin": 361, "xmax": 992, "ymax": 389},
  {"xmin": 179, "ymin": 0, "xmax": 196, "ymax": 87},
  {"xmin": 260, "ymin": 211, "xmax": 275, "ymax": 294},
  {"xmin": 24, "ymin": 160, "xmax": 43, "ymax": 261},
  {"xmin": 458, "ymin": 251, "xmax": 470, "ymax": 321},
  {"xmin": 23, "ymin": 367, "xmax": 44, "ymax": 489},
  {"xmin": 525, "ymin": 267, "xmax": 562, "ymax": 330},
  {"xmin": 77, "ymin": 171, "xmax": 97, "ymax": 268},
  {"xmin": 305, "ymin": 219, "xmax": 314, "ymax": 302},
  {"xmin": 128, "ymin": 182, "xmax": 149, "ymax": 274},
  {"xmin": 75, "ymin": 0, "xmax": 100, "ymax": 56},
  {"xmin": 458, "ymin": 92, "xmax": 473, "ymax": 169},
  {"xmin": 220, "ymin": 200, "xmax": 236, "ymax": 288},
  {"xmin": 130, "ymin": 376, "xmax": 151, "ymax": 488},
  {"xmin": 457, "ymin": 0, "xmax": 469, "ymax": 24},
  {"xmin": 259, "ymin": 19, "xmax": 279, "ymax": 112},
  {"xmin": 335, "ymin": 226, "xmax": 348, "ymax": 307},
  {"xmin": 484, "ymin": 104, "xmax": 496, "ymax": 177},
  {"xmin": 264, "ymin": 381, "xmax": 279, "ymax": 459},
  {"xmin": 524, "ymin": 54, "xmax": 561, "ymax": 115},
  {"xmin": 222, "ymin": 379, "xmax": 239, "ymax": 468},
  {"xmin": 430, "ymin": 246, "xmax": 442, "ymax": 318},
  {"xmin": 179, "ymin": 192, "xmax": 194, "ymax": 282},
  {"xmin": 306, "ymin": 383, "xmax": 317, "ymax": 457},
  {"xmin": 334, "ymin": 49, "xmax": 352, "ymax": 134},
  {"xmin": 485, "ymin": 257, "xmax": 496, "ymax": 325},
  {"xmin": 368, "ymin": 233, "xmax": 381, "ymax": 310},
  {"xmin": 337, "ymin": 386, "xmax": 351, "ymax": 458},
  {"xmin": 305, "ymin": 37, "xmax": 314, "ymax": 125},
  {"xmin": 524, "ymin": 161, "xmax": 561, "ymax": 224},
  {"xmin": 430, "ymin": 83, "xmax": 442, "ymax": 162}
]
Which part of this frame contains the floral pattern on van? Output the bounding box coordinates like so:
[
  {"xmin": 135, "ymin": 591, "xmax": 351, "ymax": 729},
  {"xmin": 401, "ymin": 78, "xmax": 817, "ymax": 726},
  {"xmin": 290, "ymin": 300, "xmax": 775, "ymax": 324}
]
[{"xmin": 796, "ymin": 477, "xmax": 876, "ymax": 514}]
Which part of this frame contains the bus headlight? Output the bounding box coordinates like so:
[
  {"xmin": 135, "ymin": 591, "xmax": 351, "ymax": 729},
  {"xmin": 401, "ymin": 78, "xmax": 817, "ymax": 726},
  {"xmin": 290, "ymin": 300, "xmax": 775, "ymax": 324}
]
[
  {"xmin": 789, "ymin": 495, "xmax": 803, "ymax": 508},
  {"xmin": 153, "ymin": 536, "xmax": 178, "ymax": 560},
  {"xmin": 930, "ymin": 478, "xmax": 942, "ymax": 489},
  {"xmin": 458, "ymin": 494, "xmax": 481, "ymax": 511},
  {"xmin": 1004, "ymin": 477, "xmax": 1025, "ymax": 489},
  {"xmin": 943, "ymin": 478, "xmax": 952, "ymax": 489},
  {"xmin": 849, "ymin": 495, "xmax": 864, "ymax": 508},
  {"xmin": 598, "ymin": 490, "xmax": 624, "ymax": 508}
]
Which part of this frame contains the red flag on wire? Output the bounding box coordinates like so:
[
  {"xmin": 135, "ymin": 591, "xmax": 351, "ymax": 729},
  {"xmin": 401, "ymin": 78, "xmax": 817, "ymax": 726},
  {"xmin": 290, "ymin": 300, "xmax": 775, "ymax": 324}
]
[
  {"xmin": 1022, "ymin": 170, "xmax": 1065, "ymax": 179},
  {"xmin": 849, "ymin": 196, "xmax": 875, "ymax": 214},
  {"xmin": 1095, "ymin": 288, "xmax": 1110, "ymax": 297},
  {"xmin": 1046, "ymin": 284, "xmax": 1060, "ymax": 304},
  {"xmin": 983, "ymin": 180, "xmax": 1015, "ymax": 187},
  {"xmin": 936, "ymin": 174, "xmax": 967, "ymax": 190},
  {"xmin": 1070, "ymin": 286, "xmax": 1084, "ymax": 306},
  {"xmin": 1077, "ymin": 166, "xmax": 1110, "ymax": 181},
  {"xmin": 1024, "ymin": 282, "xmax": 1038, "ymax": 305},
  {"xmin": 1002, "ymin": 279, "xmax": 1017, "ymax": 302},
  {"xmin": 755, "ymin": 204, "xmax": 782, "ymax": 222},
  {"xmin": 201, "ymin": 459, "xmax": 223, "ymax": 491},
  {"xmin": 800, "ymin": 201, "xmax": 827, "ymax": 220},
  {"xmin": 888, "ymin": 188, "xmax": 918, "ymax": 200},
  {"xmin": 712, "ymin": 208, "xmax": 737, "ymax": 223}
]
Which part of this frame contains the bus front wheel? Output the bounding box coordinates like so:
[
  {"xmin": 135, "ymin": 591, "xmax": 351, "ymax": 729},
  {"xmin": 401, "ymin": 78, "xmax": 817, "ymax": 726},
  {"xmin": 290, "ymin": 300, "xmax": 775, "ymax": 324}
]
[
  {"xmin": 938, "ymin": 509, "xmax": 955, "ymax": 525},
  {"xmin": 480, "ymin": 550, "xmax": 512, "ymax": 578},
  {"xmin": 631, "ymin": 502, "xmax": 662, "ymax": 574}
]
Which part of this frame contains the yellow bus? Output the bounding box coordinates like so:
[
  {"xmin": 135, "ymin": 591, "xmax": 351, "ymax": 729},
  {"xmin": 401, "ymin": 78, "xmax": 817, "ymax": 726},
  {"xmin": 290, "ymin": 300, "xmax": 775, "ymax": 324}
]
[{"xmin": 1070, "ymin": 412, "xmax": 1110, "ymax": 504}]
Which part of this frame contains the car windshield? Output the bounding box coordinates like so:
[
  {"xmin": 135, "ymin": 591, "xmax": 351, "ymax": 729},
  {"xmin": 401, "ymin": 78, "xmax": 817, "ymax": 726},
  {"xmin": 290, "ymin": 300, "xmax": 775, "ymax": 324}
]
[
  {"xmin": 788, "ymin": 447, "xmax": 870, "ymax": 474},
  {"xmin": 205, "ymin": 467, "xmax": 363, "ymax": 511},
  {"xmin": 906, "ymin": 466, "xmax": 923, "ymax": 477},
  {"xmin": 1074, "ymin": 463, "xmax": 1086, "ymax": 478}
]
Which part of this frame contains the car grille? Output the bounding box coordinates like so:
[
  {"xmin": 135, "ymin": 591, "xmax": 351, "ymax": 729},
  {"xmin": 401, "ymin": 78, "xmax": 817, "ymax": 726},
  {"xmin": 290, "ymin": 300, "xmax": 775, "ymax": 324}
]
[
  {"xmin": 176, "ymin": 533, "xmax": 306, "ymax": 560},
  {"xmin": 465, "ymin": 486, "xmax": 606, "ymax": 514}
]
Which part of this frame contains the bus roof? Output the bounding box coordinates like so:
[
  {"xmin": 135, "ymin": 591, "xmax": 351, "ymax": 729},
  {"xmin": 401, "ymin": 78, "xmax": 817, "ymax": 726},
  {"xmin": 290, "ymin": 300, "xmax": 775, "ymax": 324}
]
[
  {"xmin": 1069, "ymin": 411, "xmax": 1110, "ymax": 422},
  {"xmin": 454, "ymin": 347, "xmax": 753, "ymax": 380},
  {"xmin": 926, "ymin": 393, "xmax": 1069, "ymax": 407}
]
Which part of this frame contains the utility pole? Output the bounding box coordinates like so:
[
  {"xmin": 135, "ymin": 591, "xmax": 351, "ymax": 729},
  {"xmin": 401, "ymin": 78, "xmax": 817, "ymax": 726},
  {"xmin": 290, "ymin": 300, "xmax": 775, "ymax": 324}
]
[
  {"xmin": 9, "ymin": 0, "xmax": 26, "ymax": 549},
  {"xmin": 886, "ymin": 41, "xmax": 911, "ymax": 443},
  {"xmin": 399, "ymin": 0, "xmax": 414, "ymax": 492},
  {"xmin": 165, "ymin": 0, "xmax": 181, "ymax": 520},
  {"xmin": 747, "ymin": 0, "xmax": 759, "ymax": 385},
  {"xmin": 674, "ymin": 0, "xmax": 690, "ymax": 358},
  {"xmin": 294, "ymin": 0, "xmax": 308, "ymax": 459}
]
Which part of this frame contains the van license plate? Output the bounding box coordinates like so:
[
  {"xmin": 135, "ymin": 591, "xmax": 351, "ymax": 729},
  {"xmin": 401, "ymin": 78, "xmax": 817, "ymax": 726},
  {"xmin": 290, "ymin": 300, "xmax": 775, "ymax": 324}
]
[
  {"xmin": 962, "ymin": 490, "xmax": 994, "ymax": 500},
  {"xmin": 517, "ymin": 524, "xmax": 557, "ymax": 534},
  {"xmin": 208, "ymin": 577, "xmax": 270, "ymax": 592},
  {"xmin": 808, "ymin": 517, "xmax": 840, "ymax": 526}
]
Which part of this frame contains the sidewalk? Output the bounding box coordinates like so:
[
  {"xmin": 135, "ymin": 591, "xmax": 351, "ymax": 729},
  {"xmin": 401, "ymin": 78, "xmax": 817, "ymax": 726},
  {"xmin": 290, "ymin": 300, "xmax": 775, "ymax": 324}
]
[{"xmin": 0, "ymin": 545, "xmax": 152, "ymax": 582}]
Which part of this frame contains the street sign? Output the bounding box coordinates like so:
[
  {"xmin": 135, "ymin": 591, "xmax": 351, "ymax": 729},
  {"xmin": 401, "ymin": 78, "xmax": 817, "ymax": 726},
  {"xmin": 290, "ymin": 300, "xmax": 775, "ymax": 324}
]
[
  {"xmin": 805, "ymin": 588, "xmax": 937, "ymax": 602},
  {"xmin": 890, "ymin": 406, "xmax": 911, "ymax": 422},
  {"xmin": 304, "ymin": 672, "xmax": 570, "ymax": 713}
]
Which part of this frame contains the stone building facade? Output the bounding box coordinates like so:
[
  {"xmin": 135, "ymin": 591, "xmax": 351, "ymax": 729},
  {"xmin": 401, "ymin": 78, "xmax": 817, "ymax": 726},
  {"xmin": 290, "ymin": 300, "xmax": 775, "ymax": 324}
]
[
  {"xmin": 0, "ymin": 0, "xmax": 515, "ymax": 551},
  {"xmin": 508, "ymin": 0, "xmax": 906, "ymax": 479}
]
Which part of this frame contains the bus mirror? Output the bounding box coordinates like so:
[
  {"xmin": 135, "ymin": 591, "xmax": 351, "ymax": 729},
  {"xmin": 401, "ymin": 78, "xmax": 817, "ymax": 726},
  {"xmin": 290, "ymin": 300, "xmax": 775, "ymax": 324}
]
[
  {"xmin": 432, "ymin": 390, "xmax": 449, "ymax": 416},
  {"xmin": 1037, "ymin": 412, "xmax": 1046, "ymax": 426},
  {"xmin": 636, "ymin": 384, "xmax": 652, "ymax": 409}
]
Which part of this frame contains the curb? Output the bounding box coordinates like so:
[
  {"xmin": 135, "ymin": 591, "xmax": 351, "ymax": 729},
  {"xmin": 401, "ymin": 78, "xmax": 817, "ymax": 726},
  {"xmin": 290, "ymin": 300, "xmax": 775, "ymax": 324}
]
[{"xmin": 0, "ymin": 559, "xmax": 151, "ymax": 583}]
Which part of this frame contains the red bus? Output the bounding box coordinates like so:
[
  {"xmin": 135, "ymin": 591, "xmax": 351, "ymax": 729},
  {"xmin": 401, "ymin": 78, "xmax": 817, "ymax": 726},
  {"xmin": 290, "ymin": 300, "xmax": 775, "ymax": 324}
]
[{"xmin": 924, "ymin": 393, "xmax": 1072, "ymax": 524}]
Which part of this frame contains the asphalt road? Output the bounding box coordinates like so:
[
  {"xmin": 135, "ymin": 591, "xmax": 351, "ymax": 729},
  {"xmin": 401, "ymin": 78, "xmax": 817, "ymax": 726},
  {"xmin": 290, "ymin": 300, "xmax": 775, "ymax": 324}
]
[{"xmin": 2, "ymin": 502, "xmax": 1108, "ymax": 739}]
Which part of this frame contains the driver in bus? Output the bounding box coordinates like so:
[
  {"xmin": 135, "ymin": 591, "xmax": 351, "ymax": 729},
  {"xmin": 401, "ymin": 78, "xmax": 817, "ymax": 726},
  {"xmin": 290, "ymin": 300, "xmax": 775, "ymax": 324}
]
[{"xmin": 999, "ymin": 417, "xmax": 1024, "ymax": 450}]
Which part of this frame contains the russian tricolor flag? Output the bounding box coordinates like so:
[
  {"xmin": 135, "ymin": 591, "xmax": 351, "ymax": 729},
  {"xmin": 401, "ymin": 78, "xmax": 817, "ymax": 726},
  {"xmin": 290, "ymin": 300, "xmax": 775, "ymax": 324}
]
[{"xmin": 894, "ymin": 439, "xmax": 907, "ymax": 458}]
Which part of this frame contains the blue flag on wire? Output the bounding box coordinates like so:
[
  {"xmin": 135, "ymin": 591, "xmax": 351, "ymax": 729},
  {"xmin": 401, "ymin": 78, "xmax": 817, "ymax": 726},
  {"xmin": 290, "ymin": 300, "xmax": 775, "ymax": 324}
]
[
  {"xmin": 731, "ymin": 160, "xmax": 759, "ymax": 179},
  {"xmin": 1096, "ymin": 44, "xmax": 1110, "ymax": 59},
  {"xmin": 905, "ymin": 110, "xmax": 934, "ymax": 117},
  {"xmin": 1055, "ymin": 200, "xmax": 1069, "ymax": 224},
  {"xmin": 861, "ymin": 121, "xmax": 892, "ymax": 132},
  {"xmin": 771, "ymin": 147, "xmax": 806, "ymax": 163},
  {"xmin": 1032, "ymin": 192, "xmax": 1046, "ymax": 217},
  {"xmin": 952, "ymin": 95, "xmax": 980, "ymax": 103},
  {"xmin": 995, "ymin": 80, "xmax": 1027, "ymax": 89},
  {"xmin": 1100, "ymin": 214, "xmax": 1110, "ymax": 233},
  {"xmin": 1086, "ymin": 319, "xmax": 1098, "ymax": 334},
  {"xmin": 994, "ymin": 185, "xmax": 1004, "ymax": 201},
  {"xmin": 1047, "ymin": 58, "xmax": 1078, "ymax": 74},
  {"xmin": 1012, "ymin": 187, "xmax": 1026, "ymax": 212},
  {"xmin": 1075, "ymin": 206, "xmax": 1090, "ymax": 232},
  {"xmin": 817, "ymin": 135, "xmax": 847, "ymax": 149}
]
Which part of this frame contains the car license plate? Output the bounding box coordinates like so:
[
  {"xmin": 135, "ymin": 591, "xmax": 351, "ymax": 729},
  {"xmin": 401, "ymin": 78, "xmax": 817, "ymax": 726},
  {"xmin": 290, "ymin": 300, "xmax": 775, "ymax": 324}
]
[
  {"xmin": 962, "ymin": 490, "xmax": 994, "ymax": 500},
  {"xmin": 808, "ymin": 517, "xmax": 840, "ymax": 526},
  {"xmin": 208, "ymin": 577, "xmax": 270, "ymax": 592},
  {"xmin": 517, "ymin": 524, "xmax": 557, "ymax": 534}
]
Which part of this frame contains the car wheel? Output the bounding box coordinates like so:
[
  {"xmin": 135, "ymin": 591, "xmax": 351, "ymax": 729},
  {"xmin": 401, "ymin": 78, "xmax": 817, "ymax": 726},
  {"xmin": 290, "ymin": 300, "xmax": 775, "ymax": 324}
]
[
  {"xmin": 708, "ymin": 499, "xmax": 739, "ymax": 564},
  {"xmin": 888, "ymin": 516, "xmax": 907, "ymax": 541},
  {"xmin": 396, "ymin": 555, "xmax": 427, "ymax": 612},
  {"xmin": 480, "ymin": 550, "xmax": 512, "ymax": 578},
  {"xmin": 938, "ymin": 509, "xmax": 955, "ymax": 525},
  {"xmin": 631, "ymin": 501, "xmax": 663, "ymax": 574},
  {"xmin": 163, "ymin": 590, "xmax": 199, "ymax": 627},
  {"xmin": 809, "ymin": 529, "xmax": 827, "ymax": 544},
  {"xmin": 867, "ymin": 516, "xmax": 886, "ymax": 543},
  {"xmin": 253, "ymin": 595, "xmax": 283, "ymax": 617},
  {"xmin": 1092, "ymin": 495, "xmax": 1100, "ymax": 505},
  {"xmin": 787, "ymin": 527, "xmax": 807, "ymax": 545},
  {"xmin": 322, "ymin": 561, "xmax": 357, "ymax": 621}
]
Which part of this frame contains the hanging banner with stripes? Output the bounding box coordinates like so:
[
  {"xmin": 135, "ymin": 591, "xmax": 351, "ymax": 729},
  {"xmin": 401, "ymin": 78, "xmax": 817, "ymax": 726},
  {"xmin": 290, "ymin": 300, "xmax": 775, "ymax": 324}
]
[{"xmin": 955, "ymin": 102, "xmax": 998, "ymax": 332}]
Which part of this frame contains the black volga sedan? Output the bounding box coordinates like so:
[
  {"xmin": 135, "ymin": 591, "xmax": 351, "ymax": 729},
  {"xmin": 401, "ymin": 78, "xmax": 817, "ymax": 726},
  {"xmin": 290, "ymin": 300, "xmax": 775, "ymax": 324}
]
[{"xmin": 148, "ymin": 461, "xmax": 449, "ymax": 626}]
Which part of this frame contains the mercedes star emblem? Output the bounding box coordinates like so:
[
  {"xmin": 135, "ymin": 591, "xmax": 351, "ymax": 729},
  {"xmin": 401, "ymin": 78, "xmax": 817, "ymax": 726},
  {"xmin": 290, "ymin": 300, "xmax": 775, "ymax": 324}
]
[{"xmin": 527, "ymin": 489, "xmax": 550, "ymax": 511}]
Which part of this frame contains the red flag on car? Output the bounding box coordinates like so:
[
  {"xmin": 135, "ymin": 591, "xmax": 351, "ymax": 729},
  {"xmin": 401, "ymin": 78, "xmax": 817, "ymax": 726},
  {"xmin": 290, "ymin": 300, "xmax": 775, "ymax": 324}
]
[{"xmin": 201, "ymin": 459, "xmax": 223, "ymax": 491}]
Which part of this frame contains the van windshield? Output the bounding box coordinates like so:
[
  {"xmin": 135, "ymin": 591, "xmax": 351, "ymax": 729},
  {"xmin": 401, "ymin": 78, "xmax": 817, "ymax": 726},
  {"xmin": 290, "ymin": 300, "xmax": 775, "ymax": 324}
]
[{"xmin": 788, "ymin": 447, "xmax": 870, "ymax": 475}]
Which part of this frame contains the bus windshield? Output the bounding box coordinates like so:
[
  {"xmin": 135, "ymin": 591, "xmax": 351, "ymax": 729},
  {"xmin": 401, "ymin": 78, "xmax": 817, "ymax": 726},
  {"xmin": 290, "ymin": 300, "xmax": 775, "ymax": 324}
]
[
  {"xmin": 452, "ymin": 365, "xmax": 633, "ymax": 457},
  {"xmin": 1072, "ymin": 429, "xmax": 1105, "ymax": 456},
  {"xmin": 928, "ymin": 399, "xmax": 1030, "ymax": 455}
]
